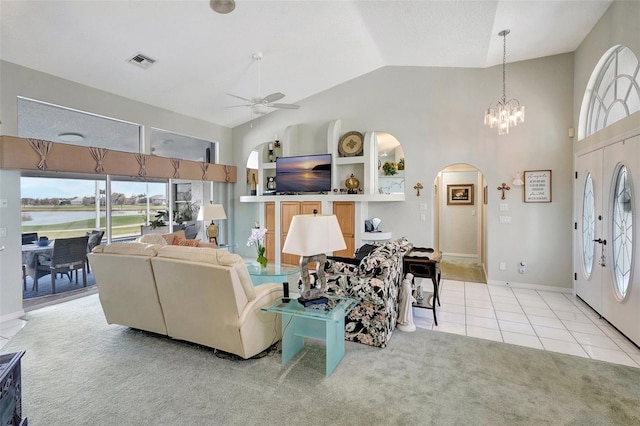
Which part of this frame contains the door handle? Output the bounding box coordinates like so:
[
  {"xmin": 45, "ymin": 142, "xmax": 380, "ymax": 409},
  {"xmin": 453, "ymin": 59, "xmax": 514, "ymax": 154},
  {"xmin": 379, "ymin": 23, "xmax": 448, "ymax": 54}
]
[{"xmin": 593, "ymin": 238, "xmax": 607, "ymax": 245}]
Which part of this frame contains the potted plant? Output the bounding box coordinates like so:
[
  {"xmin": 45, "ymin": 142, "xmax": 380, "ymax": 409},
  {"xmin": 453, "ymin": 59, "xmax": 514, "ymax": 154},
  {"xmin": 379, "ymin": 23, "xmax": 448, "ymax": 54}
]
[
  {"xmin": 382, "ymin": 161, "xmax": 397, "ymax": 176},
  {"xmin": 398, "ymin": 158, "xmax": 405, "ymax": 171}
]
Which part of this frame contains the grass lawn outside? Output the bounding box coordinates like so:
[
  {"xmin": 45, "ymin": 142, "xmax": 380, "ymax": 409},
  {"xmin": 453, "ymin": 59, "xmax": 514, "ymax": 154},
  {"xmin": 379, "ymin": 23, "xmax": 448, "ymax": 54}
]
[{"xmin": 22, "ymin": 212, "xmax": 152, "ymax": 240}]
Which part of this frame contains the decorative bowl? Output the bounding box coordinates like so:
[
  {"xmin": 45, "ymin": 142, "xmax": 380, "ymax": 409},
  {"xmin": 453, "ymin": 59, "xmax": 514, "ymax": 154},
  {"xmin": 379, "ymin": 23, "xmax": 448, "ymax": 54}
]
[{"xmin": 35, "ymin": 239, "xmax": 51, "ymax": 247}]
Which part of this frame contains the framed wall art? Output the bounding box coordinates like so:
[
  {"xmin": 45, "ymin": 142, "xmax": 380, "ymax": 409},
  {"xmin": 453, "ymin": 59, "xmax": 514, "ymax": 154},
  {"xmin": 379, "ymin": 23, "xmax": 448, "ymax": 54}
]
[
  {"xmin": 447, "ymin": 184, "xmax": 474, "ymax": 205},
  {"xmin": 524, "ymin": 170, "xmax": 552, "ymax": 203}
]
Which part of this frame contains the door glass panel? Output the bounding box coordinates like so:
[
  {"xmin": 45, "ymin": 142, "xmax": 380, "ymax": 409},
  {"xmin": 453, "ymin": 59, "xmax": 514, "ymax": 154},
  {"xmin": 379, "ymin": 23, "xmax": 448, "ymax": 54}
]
[
  {"xmin": 611, "ymin": 165, "xmax": 633, "ymax": 298},
  {"xmin": 582, "ymin": 173, "xmax": 595, "ymax": 278}
]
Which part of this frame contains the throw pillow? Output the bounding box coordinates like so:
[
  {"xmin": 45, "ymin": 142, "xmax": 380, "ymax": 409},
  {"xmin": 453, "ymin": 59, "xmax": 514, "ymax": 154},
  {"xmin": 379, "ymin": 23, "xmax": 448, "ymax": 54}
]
[
  {"xmin": 177, "ymin": 239, "xmax": 200, "ymax": 247},
  {"xmin": 355, "ymin": 243, "xmax": 378, "ymax": 260},
  {"xmin": 137, "ymin": 234, "xmax": 168, "ymax": 246}
]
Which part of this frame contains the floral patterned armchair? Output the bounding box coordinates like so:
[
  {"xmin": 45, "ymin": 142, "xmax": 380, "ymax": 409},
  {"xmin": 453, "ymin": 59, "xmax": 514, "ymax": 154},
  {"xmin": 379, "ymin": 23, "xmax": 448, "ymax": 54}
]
[{"xmin": 325, "ymin": 237, "xmax": 413, "ymax": 348}]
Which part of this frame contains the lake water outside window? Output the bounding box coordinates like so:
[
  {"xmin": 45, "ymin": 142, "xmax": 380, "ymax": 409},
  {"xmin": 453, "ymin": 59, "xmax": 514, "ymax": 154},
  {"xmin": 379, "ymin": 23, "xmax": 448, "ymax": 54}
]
[{"xmin": 21, "ymin": 177, "xmax": 167, "ymax": 240}]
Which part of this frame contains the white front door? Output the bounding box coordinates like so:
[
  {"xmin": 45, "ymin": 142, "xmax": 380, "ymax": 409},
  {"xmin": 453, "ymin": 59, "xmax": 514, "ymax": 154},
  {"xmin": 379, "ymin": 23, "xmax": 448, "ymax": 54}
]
[
  {"xmin": 601, "ymin": 136, "xmax": 639, "ymax": 345},
  {"xmin": 575, "ymin": 149, "xmax": 604, "ymax": 312},
  {"xmin": 574, "ymin": 135, "xmax": 639, "ymax": 346}
]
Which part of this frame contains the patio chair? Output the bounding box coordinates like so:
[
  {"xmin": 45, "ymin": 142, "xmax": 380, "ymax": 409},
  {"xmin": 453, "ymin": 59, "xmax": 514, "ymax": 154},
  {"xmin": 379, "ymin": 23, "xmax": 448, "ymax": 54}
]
[
  {"xmin": 34, "ymin": 236, "xmax": 89, "ymax": 294},
  {"xmin": 21, "ymin": 232, "xmax": 38, "ymax": 290},
  {"xmin": 85, "ymin": 230, "xmax": 105, "ymax": 273}
]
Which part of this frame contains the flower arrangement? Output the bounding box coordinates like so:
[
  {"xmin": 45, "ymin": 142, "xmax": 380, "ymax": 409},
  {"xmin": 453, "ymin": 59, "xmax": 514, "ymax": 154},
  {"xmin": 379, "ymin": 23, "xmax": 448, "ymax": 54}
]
[
  {"xmin": 247, "ymin": 228, "xmax": 268, "ymax": 268},
  {"xmin": 382, "ymin": 161, "xmax": 397, "ymax": 176}
]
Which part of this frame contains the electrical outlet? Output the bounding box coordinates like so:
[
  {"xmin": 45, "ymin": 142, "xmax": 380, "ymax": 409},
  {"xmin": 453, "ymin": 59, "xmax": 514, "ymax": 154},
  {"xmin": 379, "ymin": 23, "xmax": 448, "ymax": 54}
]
[
  {"xmin": 499, "ymin": 216, "xmax": 511, "ymax": 224},
  {"xmin": 0, "ymin": 199, "xmax": 7, "ymax": 208},
  {"xmin": 499, "ymin": 262, "xmax": 507, "ymax": 271}
]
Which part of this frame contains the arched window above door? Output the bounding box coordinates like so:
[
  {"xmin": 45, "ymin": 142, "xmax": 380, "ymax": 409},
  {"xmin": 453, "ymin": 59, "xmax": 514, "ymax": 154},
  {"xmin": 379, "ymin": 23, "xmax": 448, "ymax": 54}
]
[{"xmin": 579, "ymin": 45, "xmax": 640, "ymax": 140}]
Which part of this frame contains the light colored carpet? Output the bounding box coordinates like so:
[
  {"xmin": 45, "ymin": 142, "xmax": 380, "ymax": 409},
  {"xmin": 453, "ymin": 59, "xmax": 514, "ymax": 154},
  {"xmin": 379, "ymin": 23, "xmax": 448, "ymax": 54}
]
[
  {"xmin": 3, "ymin": 294, "xmax": 640, "ymax": 425},
  {"xmin": 440, "ymin": 256, "xmax": 486, "ymax": 283}
]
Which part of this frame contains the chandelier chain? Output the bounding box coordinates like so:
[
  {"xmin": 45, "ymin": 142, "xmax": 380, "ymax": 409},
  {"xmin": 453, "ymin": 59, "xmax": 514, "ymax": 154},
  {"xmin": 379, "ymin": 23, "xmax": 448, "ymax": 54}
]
[{"xmin": 502, "ymin": 32, "xmax": 507, "ymax": 102}]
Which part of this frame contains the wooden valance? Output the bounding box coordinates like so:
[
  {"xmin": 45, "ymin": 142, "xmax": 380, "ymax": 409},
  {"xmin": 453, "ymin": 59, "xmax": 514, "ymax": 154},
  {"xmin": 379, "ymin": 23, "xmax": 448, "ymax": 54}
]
[{"xmin": 0, "ymin": 136, "xmax": 236, "ymax": 183}]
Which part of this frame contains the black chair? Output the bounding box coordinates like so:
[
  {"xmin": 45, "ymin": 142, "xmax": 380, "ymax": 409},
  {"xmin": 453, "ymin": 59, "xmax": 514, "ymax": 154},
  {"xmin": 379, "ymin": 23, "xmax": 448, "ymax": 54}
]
[
  {"xmin": 85, "ymin": 230, "xmax": 105, "ymax": 273},
  {"xmin": 21, "ymin": 232, "xmax": 38, "ymax": 290},
  {"xmin": 34, "ymin": 236, "xmax": 89, "ymax": 294},
  {"xmin": 22, "ymin": 232, "xmax": 38, "ymax": 245}
]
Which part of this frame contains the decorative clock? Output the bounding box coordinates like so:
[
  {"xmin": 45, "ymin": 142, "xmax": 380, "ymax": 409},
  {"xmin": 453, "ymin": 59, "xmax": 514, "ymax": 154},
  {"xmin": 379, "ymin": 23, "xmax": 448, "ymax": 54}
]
[{"xmin": 338, "ymin": 131, "xmax": 364, "ymax": 157}]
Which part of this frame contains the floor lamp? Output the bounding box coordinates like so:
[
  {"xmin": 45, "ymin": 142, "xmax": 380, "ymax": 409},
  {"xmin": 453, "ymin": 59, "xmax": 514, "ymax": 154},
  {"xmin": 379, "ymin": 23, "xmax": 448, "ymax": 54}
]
[
  {"xmin": 282, "ymin": 210, "xmax": 346, "ymax": 305},
  {"xmin": 197, "ymin": 204, "xmax": 227, "ymax": 246}
]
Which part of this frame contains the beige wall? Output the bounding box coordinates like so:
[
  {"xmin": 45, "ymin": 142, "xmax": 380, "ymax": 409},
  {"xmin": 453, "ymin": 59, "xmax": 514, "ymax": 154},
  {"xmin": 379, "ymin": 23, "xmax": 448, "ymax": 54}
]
[{"xmin": 232, "ymin": 54, "xmax": 575, "ymax": 289}]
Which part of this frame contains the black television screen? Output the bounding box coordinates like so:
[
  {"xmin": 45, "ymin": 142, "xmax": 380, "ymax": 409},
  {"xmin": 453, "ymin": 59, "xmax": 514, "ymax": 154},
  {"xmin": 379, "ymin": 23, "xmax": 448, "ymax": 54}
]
[{"xmin": 275, "ymin": 154, "xmax": 332, "ymax": 193}]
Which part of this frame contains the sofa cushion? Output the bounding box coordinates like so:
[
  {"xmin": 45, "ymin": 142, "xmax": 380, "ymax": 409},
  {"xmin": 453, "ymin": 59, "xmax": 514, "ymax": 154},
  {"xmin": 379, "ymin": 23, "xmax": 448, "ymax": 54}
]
[
  {"xmin": 137, "ymin": 234, "xmax": 168, "ymax": 246},
  {"xmin": 94, "ymin": 242, "xmax": 160, "ymax": 257},
  {"xmin": 156, "ymin": 245, "xmax": 256, "ymax": 301}
]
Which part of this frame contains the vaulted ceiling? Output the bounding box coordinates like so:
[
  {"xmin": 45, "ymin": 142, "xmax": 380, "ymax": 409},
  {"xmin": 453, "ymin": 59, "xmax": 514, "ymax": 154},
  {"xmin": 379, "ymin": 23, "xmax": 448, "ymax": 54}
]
[{"xmin": 1, "ymin": 0, "xmax": 612, "ymax": 129}]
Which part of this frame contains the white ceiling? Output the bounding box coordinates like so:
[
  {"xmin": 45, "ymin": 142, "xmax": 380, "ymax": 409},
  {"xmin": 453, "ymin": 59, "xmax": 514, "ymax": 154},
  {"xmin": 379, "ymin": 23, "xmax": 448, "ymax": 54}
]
[{"xmin": 1, "ymin": 0, "xmax": 612, "ymax": 129}]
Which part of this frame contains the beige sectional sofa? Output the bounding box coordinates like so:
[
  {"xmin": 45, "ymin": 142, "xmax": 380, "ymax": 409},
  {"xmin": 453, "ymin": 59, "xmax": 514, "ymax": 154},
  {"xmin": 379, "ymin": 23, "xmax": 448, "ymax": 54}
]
[{"xmin": 88, "ymin": 243, "xmax": 283, "ymax": 359}]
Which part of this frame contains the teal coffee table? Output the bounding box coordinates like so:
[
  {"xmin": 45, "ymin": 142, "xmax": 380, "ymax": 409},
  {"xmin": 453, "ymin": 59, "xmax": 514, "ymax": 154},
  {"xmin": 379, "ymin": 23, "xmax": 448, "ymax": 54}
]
[
  {"xmin": 246, "ymin": 262, "xmax": 300, "ymax": 286},
  {"xmin": 261, "ymin": 295, "xmax": 358, "ymax": 376}
]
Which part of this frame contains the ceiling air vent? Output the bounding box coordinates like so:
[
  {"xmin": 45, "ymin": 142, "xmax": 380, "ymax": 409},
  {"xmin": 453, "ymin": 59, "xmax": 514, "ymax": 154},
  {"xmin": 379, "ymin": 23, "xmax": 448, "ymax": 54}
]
[{"xmin": 127, "ymin": 53, "xmax": 157, "ymax": 69}]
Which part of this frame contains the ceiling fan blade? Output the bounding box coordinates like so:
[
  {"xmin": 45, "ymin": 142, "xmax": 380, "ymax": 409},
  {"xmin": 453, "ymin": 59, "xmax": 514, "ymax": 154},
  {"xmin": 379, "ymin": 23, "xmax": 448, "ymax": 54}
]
[
  {"xmin": 226, "ymin": 93, "xmax": 252, "ymax": 102},
  {"xmin": 263, "ymin": 92, "xmax": 285, "ymax": 103},
  {"xmin": 270, "ymin": 103, "xmax": 300, "ymax": 110},
  {"xmin": 225, "ymin": 104, "xmax": 252, "ymax": 109}
]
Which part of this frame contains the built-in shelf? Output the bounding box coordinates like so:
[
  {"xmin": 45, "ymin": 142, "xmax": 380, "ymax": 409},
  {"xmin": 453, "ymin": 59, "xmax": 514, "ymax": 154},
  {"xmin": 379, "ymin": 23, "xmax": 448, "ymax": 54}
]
[{"xmin": 240, "ymin": 194, "xmax": 404, "ymax": 203}]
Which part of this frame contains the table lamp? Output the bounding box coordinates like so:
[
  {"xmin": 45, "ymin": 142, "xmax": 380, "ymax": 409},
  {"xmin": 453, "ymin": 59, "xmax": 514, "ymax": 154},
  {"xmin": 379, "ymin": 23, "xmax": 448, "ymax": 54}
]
[
  {"xmin": 282, "ymin": 210, "xmax": 346, "ymax": 306},
  {"xmin": 196, "ymin": 204, "xmax": 227, "ymax": 246}
]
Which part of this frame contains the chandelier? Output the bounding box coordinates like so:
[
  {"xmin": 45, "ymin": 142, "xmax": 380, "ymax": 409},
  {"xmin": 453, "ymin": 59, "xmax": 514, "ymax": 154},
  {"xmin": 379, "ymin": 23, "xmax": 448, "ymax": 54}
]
[{"xmin": 484, "ymin": 29, "xmax": 525, "ymax": 135}]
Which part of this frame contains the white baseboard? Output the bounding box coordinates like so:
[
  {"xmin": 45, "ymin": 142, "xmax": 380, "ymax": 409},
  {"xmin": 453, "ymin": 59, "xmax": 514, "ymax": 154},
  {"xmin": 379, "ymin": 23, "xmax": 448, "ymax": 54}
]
[
  {"xmin": 443, "ymin": 252, "xmax": 477, "ymax": 258},
  {"xmin": 0, "ymin": 309, "xmax": 26, "ymax": 323},
  {"xmin": 487, "ymin": 279, "xmax": 572, "ymax": 293}
]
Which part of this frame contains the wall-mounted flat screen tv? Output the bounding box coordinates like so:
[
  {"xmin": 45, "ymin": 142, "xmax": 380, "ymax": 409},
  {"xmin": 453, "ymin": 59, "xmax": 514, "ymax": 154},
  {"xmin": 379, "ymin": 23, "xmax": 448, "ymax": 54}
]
[{"xmin": 275, "ymin": 154, "xmax": 332, "ymax": 193}]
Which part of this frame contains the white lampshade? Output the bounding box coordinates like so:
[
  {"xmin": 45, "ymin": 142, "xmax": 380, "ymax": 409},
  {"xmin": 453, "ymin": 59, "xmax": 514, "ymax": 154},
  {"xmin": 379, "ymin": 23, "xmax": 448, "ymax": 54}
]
[
  {"xmin": 282, "ymin": 214, "xmax": 346, "ymax": 256},
  {"xmin": 197, "ymin": 204, "xmax": 227, "ymax": 221}
]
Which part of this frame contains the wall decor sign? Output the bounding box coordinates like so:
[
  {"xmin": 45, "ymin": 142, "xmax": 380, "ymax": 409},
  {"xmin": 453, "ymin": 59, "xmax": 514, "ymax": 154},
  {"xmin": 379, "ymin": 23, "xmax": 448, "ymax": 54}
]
[
  {"xmin": 524, "ymin": 170, "xmax": 552, "ymax": 203},
  {"xmin": 447, "ymin": 184, "xmax": 474, "ymax": 205}
]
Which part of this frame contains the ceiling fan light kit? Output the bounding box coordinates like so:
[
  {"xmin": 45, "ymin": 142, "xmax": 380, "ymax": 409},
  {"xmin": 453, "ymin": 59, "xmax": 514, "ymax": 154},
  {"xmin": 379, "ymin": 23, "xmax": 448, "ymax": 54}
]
[
  {"xmin": 226, "ymin": 52, "xmax": 300, "ymax": 117},
  {"xmin": 210, "ymin": 0, "xmax": 235, "ymax": 14}
]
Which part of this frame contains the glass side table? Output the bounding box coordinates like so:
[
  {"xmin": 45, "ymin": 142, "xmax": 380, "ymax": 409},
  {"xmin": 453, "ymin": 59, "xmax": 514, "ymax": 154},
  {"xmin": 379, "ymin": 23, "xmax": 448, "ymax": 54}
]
[
  {"xmin": 261, "ymin": 295, "xmax": 359, "ymax": 376},
  {"xmin": 246, "ymin": 262, "xmax": 300, "ymax": 286}
]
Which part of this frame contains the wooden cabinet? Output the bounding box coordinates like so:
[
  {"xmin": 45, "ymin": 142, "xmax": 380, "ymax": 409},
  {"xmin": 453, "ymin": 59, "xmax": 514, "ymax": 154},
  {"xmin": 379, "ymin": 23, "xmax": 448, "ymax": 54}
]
[
  {"xmin": 264, "ymin": 202, "xmax": 276, "ymax": 261},
  {"xmin": 333, "ymin": 201, "xmax": 355, "ymax": 257},
  {"xmin": 280, "ymin": 201, "xmax": 321, "ymax": 265}
]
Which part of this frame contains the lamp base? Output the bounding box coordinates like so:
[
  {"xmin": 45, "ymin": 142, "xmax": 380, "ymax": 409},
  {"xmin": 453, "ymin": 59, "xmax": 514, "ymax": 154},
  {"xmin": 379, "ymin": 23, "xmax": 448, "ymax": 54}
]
[{"xmin": 298, "ymin": 296, "xmax": 328, "ymax": 308}]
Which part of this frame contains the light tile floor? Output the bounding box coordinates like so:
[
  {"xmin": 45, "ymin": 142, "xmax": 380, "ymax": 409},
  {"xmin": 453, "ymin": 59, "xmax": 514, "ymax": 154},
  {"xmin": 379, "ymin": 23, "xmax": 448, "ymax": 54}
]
[
  {"xmin": 413, "ymin": 278, "xmax": 640, "ymax": 368},
  {"xmin": 0, "ymin": 318, "xmax": 27, "ymax": 350}
]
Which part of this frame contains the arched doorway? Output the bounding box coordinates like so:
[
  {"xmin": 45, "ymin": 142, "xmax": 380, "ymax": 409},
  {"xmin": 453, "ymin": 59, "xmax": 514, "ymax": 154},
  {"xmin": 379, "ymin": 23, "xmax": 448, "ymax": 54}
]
[{"xmin": 433, "ymin": 163, "xmax": 487, "ymax": 283}]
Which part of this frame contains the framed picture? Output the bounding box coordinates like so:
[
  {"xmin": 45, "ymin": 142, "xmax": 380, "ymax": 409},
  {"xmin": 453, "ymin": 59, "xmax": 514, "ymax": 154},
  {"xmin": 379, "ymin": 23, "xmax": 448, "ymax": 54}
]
[
  {"xmin": 447, "ymin": 184, "xmax": 474, "ymax": 205},
  {"xmin": 524, "ymin": 170, "xmax": 552, "ymax": 203},
  {"xmin": 483, "ymin": 185, "xmax": 488, "ymax": 205}
]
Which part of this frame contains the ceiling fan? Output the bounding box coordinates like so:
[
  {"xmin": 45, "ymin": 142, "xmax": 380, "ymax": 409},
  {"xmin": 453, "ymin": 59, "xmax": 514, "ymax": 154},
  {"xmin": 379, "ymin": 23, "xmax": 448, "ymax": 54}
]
[{"xmin": 227, "ymin": 52, "xmax": 300, "ymax": 116}]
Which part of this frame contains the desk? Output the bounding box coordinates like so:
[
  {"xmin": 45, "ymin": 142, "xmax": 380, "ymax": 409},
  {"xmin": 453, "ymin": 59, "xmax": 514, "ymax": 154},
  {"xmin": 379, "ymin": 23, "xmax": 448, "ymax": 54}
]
[
  {"xmin": 246, "ymin": 262, "xmax": 300, "ymax": 286},
  {"xmin": 403, "ymin": 247, "xmax": 442, "ymax": 325},
  {"xmin": 261, "ymin": 295, "xmax": 358, "ymax": 376},
  {"xmin": 361, "ymin": 232, "xmax": 392, "ymax": 243},
  {"xmin": 21, "ymin": 243, "xmax": 54, "ymax": 280}
]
